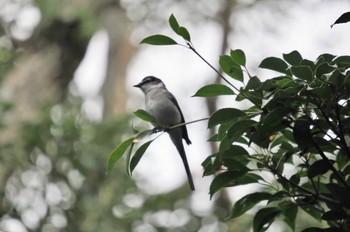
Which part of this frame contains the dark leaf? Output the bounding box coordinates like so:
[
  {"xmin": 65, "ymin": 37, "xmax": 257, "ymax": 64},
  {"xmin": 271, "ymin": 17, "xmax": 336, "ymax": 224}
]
[
  {"xmin": 283, "ymin": 51, "xmax": 303, "ymax": 66},
  {"xmin": 227, "ymin": 119, "xmax": 256, "ymax": 141},
  {"xmin": 140, "ymin": 34, "xmax": 178, "ymax": 45},
  {"xmin": 290, "ymin": 66, "xmax": 314, "ymax": 82},
  {"xmin": 107, "ymin": 137, "xmax": 134, "ymax": 173},
  {"xmin": 321, "ymin": 209, "xmax": 348, "ymax": 221},
  {"xmin": 230, "ymin": 192, "xmax": 272, "ymax": 218},
  {"xmin": 169, "ymin": 14, "xmax": 180, "ymax": 32},
  {"xmin": 246, "ymin": 76, "xmax": 262, "ymax": 90},
  {"xmin": 209, "ymin": 171, "xmax": 245, "ymax": 198},
  {"xmin": 193, "ymin": 84, "xmax": 235, "ymax": 97},
  {"xmin": 308, "ymin": 159, "xmax": 334, "ymax": 179},
  {"xmin": 208, "ymin": 108, "xmax": 246, "ymax": 128},
  {"xmin": 259, "ymin": 57, "xmax": 288, "ymax": 74},
  {"xmin": 253, "ymin": 207, "xmax": 281, "ymax": 232},
  {"xmin": 331, "ymin": 11, "xmax": 350, "ymax": 27},
  {"xmin": 129, "ymin": 140, "xmax": 153, "ymax": 175}
]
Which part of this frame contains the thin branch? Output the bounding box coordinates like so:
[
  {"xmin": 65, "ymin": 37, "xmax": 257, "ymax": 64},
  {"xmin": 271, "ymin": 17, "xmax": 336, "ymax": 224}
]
[
  {"xmin": 268, "ymin": 164, "xmax": 341, "ymax": 205},
  {"xmin": 335, "ymin": 103, "xmax": 350, "ymax": 159},
  {"xmin": 311, "ymin": 139, "xmax": 350, "ymax": 189},
  {"xmin": 186, "ymin": 43, "xmax": 240, "ymax": 92}
]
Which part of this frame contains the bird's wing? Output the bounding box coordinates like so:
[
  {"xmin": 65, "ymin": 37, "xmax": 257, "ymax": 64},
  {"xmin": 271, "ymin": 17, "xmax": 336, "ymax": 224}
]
[{"xmin": 167, "ymin": 92, "xmax": 192, "ymax": 145}]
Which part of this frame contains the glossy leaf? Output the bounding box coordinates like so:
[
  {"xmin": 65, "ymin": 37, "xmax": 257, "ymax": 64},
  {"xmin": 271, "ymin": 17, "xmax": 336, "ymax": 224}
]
[
  {"xmin": 253, "ymin": 207, "xmax": 281, "ymax": 232},
  {"xmin": 208, "ymin": 108, "xmax": 246, "ymax": 128},
  {"xmin": 230, "ymin": 49, "xmax": 246, "ymax": 66},
  {"xmin": 168, "ymin": 14, "xmax": 191, "ymax": 42},
  {"xmin": 134, "ymin": 109, "xmax": 156, "ymax": 123},
  {"xmin": 140, "ymin": 34, "xmax": 178, "ymax": 45},
  {"xmin": 259, "ymin": 57, "xmax": 288, "ymax": 74},
  {"xmin": 231, "ymin": 192, "xmax": 272, "ymax": 218},
  {"xmin": 193, "ymin": 84, "xmax": 235, "ymax": 97},
  {"xmin": 129, "ymin": 140, "xmax": 153, "ymax": 175},
  {"xmin": 107, "ymin": 137, "xmax": 134, "ymax": 173}
]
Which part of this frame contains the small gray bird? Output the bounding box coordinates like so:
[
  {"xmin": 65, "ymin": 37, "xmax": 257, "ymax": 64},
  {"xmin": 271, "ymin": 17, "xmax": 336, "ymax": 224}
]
[{"xmin": 134, "ymin": 76, "xmax": 195, "ymax": 191}]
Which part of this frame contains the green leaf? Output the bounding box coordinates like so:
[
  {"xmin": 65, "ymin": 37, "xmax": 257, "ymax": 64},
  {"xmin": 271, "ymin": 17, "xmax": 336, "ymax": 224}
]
[
  {"xmin": 208, "ymin": 108, "xmax": 246, "ymax": 128},
  {"xmin": 107, "ymin": 137, "xmax": 134, "ymax": 173},
  {"xmin": 129, "ymin": 140, "xmax": 153, "ymax": 175},
  {"xmin": 231, "ymin": 192, "xmax": 272, "ymax": 218},
  {"xmin": 290, "ymin": 66, "xmax": 313, "ymax": 82},
  {"xmin": 178, "ymin": 27, "xmax": 191, "ymax": 42},
  {"xmin": 193, "ymin": 84, "xmax": 235, "ymax": 97},
  {"xmin": 283, "ymin": 204, "xmax": 298, "ymax": 231},
  {"xmin": 253, "ymin": 207, "xmax": 281, "ymax": 232},
  {"xmin": 331, "ymin": 11, "xmax": 350, "ymax": 27},
  {"xmin": 219, "ymin": 55, "xmax": 244, "ymax": 82},
  {"xmin": 307, "ymin": 159, "xmax": 334, "ymax": 179},
  {"xmin": 134, "ymin": 109, "xmax": 156, "ymax": 123},
  {"xmin": 283, "ymin": 50, "xmax": 303, "ymax": 66},
  {"xmin": 168, "ymin": 14, "xmax": 191, "ymax": 42},
  {"xmin": 227, "ymin": 119, "xmax": 256, "ymax": 141},
  {"xmin": 126, "ymin": 142, "xmax": 135, "ymax": 177},
  {"xmin": 246, "ymin": 76, "xmax": 262, "ymax": 90},
  {"xmin": 209, "ymin": 171, "xmax": 245, "ymax": 198},
  {"xmin": 230, "ymin": 49, "xmax": 246, "ymax": 66},
  {"xmin": 140, "ymin": 34, "xmax": 178, "ymax": 45},
  {"xmin": 259, "ymin": 57, "xmax": 288, "ymax": 74},
  {"xmin": 169, "ymin": 14, "xmax": 180, "ymax": 32}
]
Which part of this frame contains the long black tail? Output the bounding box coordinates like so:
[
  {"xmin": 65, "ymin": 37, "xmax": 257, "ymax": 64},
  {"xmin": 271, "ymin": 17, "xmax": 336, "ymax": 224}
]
[
  {"xmin": 169, "ymin": 130, "xmax": 195, "ymax": 191},
  {"xmin": 178, "ymin": 146, "xmax": 195, "ymax": 191}
]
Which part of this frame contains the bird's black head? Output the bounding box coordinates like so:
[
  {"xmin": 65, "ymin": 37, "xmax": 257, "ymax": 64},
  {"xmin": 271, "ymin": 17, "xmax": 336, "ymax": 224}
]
[{"xmin": 133, "ymin": 76, "xmax": 163, "ymax": 88}]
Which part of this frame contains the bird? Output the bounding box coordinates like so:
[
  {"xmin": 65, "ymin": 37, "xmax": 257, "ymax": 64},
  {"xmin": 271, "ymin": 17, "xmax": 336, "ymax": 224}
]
[{"xmin": 134, "ymin": 76, "xmax": 195, "ymax": 191}]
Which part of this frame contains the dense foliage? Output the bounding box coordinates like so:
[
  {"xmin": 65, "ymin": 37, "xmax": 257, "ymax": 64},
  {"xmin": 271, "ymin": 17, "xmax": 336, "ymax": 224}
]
[{"xmin": 109, "ymin": 14, "xmax": 350, "ymax": 231}]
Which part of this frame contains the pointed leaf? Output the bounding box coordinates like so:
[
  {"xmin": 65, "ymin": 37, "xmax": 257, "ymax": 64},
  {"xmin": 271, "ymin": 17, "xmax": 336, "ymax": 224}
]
[
  {"xmin": 130, "ymin": 140, "xmax": 153, "ymax": 175},
  {"xmin": 193, "ymin": 84, "xmax": 235, "ymax": 97},
  {"xmin": 178, "ymin": 26, "xmax": 191, "ymax": 42},
  {"xmin": 230, "ymin": 49, "xmax": 246, "ymax": 66},
  {"xmin": 140, "ymin": 34, "xmax": 178, "ymax": 45},
  {"xmin": 126, "ymin": 142, "xmax": 135, "ymax": 177},
  {"xmin": 134, "ymin": 109, "xmax": 156, "ymax": 123},
  {"xmin": 208, "ymin": 108, "xmax": 246, "ymax": 128},
  {"xmin": 219, "ymin": 55, "xmax": 244, "ymax": 82},
  {"xmin": 231, "ymin": 192, "xmax": 272, "ymax": 218},
  {"xmin": 107, "ymin": 137, "xmax": 134, "ymax": 173},
  {"xmin": 283, "ymin": 50, "xmax": 303, "ymax": 66},
  {"xmin": 290, "ymin": 66, "xmax": 313, "ymax": 82},
  {"xmin": 253, "ymin": 207, "xmax": 281, "ymax": 232},
  {"xmin": 169, "ymin": 14, "xmax": 180, "ymax": 32},
  {"xmin": 331, "ymin": 11, "xmax": 350, "ymax": 27},
  {"xmin": 259, "ymin": 57, "xmax": 288, "ymax": 74}
]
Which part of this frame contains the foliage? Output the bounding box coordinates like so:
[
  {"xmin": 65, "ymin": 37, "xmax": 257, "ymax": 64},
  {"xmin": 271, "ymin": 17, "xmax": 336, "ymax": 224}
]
[{"xmin": 110, "ymin": 14, "xmax": 350, "ymax": 231}]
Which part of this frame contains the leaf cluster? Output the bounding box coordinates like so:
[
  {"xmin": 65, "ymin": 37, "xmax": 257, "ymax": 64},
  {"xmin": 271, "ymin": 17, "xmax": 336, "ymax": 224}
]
[{"xmin": 108, "ymin": 14, "xmax": 350, "ymax": 231}]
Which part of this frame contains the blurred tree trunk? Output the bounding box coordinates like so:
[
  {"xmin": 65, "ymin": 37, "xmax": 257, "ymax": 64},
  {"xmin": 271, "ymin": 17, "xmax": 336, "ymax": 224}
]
[
  {"xmin": 98, "ymin": 5, "xmax": 136, "ymax": 119},
  {"xmin": 0, "ymin": 19, "xmax": 88, "ymax": 144}
]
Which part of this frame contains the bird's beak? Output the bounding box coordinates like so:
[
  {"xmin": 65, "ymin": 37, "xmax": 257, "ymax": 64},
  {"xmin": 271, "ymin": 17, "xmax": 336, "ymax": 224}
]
[{"xmin": 133, "ymin": 83, "xmax": 141, "ymax": 88}]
